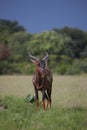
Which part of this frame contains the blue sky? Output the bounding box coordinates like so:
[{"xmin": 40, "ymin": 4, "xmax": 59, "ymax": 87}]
[{"xmin": 0, "ymin": 0, "xmax": 87, "ymax": 33}]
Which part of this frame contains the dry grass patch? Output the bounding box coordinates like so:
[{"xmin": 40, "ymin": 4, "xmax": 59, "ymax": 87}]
[{"xmin": 0, "ymin": 75, "xmax": 87, "ymax": 108}]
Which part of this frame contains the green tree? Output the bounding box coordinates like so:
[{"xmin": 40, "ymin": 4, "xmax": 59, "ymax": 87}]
[
  {"xmin": 0, "ymin": 19, "xmax": 26, "ymax": 34},
  {"xmin": 9, "ymin": 31, "xmax": 32, "ymax": 62}
]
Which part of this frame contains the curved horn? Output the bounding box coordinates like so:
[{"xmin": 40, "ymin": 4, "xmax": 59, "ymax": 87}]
[
  {"xmin": 42, "ymin": 52, "xmax": 48, "ymax": 61},
  {"xmin": 28, "ymin": 52, "xmax": 39, "ymax": 61}
]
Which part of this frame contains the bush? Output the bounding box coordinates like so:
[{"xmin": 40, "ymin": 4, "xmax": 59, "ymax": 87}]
[
  {"xmin": 0, "ymin": 61, "xmax": 36, "ymax": 75},
  {"xmin": 66, "ymin": 59, "xmax": 81, "ymax": 75},
  {"xmin": 0, "ymin": 61, "xmax": 12, "ymax": 74},
  {"xmin": 79, "ymin": 58, "xmax": 87, "ymax": 72},
  {"xmin": 0, "ymin": 58, "xmax": 87, "ymax": 75},
  {"xmin": 56, "ymin": 63, "xmax": 69, "ymax": 75}
]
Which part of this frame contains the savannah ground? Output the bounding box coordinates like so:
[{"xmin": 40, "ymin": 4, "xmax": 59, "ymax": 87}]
[{"xmin": 0, "ymin": 75, "xmax": 87, "ymax": 130}]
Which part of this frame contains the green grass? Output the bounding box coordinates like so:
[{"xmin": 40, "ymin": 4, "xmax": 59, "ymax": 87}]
[
  {"xmin": 0, "ymin": 96, "xmax": 87, "ymax": 130},
  {"xmin": 0, "ymin": 75, "xmax": 87, "ymax": 130}
]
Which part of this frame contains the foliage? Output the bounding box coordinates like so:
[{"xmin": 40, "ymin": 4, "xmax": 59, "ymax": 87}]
[
  {"xmin": 25, "ymin": 94, "xmax": 36, "ymax": 103},
  {"xmin": 8, "ymin": 31, "xmax": 32, "ymax": 62},
  {"xmin": 0, "ymin": 19, "xmax": 25, "ymax": 34},
  {"xmin": 0, "ymin": 19, "xmax": 87, "ymax": 75},
  {"xmin": 0, "ymin": 41, "xmax": 10, "ymax": 60}
]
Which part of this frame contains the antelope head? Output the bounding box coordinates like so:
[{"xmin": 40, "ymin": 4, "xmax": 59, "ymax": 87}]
[{"xmin": 28, "ymin": 52, "xmax": 48, "ymax": 74}]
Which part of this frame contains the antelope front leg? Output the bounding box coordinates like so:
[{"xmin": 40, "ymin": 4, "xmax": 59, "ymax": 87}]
[
  {"xmin": 35, "ymin": 88, "xmax": 39, "ymax": 110},
  {"xmin": 42, "ymin": 90, "xmax": 45, "ymax": 110}
]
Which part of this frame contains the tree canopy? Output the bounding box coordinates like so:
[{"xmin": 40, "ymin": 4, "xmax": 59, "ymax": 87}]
[{"xmin": 0, "ymin": 19, "xmax": 87, "ymax": 75}]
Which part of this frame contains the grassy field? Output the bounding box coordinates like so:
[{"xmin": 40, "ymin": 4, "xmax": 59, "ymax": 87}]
[
  {"xmin": 0, "ymin": 75, "xmax": 87, "ymax": 107},
  {"xmin": 0, "ymin": 75, "xmax": 87, "ymax": 130}
]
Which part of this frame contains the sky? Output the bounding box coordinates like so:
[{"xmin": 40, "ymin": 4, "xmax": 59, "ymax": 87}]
[{"xmin": 0, "ymin": 0, "xmax": 87, "ymax": 34}]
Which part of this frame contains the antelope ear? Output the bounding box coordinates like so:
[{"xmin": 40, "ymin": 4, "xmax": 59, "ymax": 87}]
[
  {"xmin": 30, "ymin": 58, "xmax": 36, "ymax": 63},
  {"xmin": 30, "ymin": 59, "xmax": 39, "ymax": 65}
]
